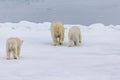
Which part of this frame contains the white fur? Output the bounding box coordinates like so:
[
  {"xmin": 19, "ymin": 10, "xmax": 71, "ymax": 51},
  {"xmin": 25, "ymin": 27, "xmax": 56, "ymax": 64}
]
[
  {"xmin": 68, "ymin": 26, "xmax": 81, "ymax": 47},
  {"xmin": 50, "ymin": 21, "xmax": 64, "ymax": 46},
  {"xmin": 6, "ymin": 37, "xmax": 23, "ymax": 60}
]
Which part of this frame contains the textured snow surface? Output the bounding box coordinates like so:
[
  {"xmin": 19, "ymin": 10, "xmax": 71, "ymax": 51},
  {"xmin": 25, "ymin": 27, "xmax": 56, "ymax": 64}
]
[{"xmin": 0, "ymin": 21, "xmax": 120, "ymax": 80}]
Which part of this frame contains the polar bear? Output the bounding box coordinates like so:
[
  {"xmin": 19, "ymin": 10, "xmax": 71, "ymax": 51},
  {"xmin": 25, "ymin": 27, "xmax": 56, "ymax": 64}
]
[
  {"xmin": 50, "ymin": 21, "xmax": 64, "ymax": 46},
  {"xmin": 68, "ymin": 26, "xmax": 81, "ymax": 47},
  {"xmin": 6, "ymin": 37, "xmax": 23, "ymax": 60}
]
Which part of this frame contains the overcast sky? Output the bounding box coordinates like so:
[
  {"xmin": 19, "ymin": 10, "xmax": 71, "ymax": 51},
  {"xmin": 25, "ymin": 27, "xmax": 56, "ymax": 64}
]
[{"xmin": 0, "ymin": 0, "xmax": 120, "ymax": 25}]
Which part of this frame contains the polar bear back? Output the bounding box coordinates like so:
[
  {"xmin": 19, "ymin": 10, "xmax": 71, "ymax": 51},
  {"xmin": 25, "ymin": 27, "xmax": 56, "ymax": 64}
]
[
  {"xmin": 68, "ymin": 26, "xmax": 81, "ymax": 47},
  {"xmin": 7, "ymin": 37, "xmax": 22, "ymax": 50},
  {"xmin": 50, "ymin": 21, "xmax": 64, "ymax": 45},
  {"xmin": 68, "ymin": 26, "xmax": 80, "ymax": 40},
  {"xmin": 50, "ymin": 21, "xmax": 64, "ymax": 37}
]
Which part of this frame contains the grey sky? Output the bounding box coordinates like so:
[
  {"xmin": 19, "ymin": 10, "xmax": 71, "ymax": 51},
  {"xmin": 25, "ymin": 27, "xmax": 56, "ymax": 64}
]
[{"xmin": 0, "ymin": 0, "xmax": 120, "ymax": 25}]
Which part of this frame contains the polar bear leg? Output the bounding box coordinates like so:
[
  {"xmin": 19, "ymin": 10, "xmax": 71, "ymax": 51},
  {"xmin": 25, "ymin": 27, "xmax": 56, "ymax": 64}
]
[
  {"xmin": 79, "ymin": 33, "xmax": 81, "ymax": 43},
  {"xmin": 13, "ymin": 48, "xmax": 18, "ymax": 59},
  {"xmin": 68, "ymin": 40, "xmax": 74, "ymax": 47},
  {"xmin": 6, "ymin": 44, "xmax": 10, "ymax": 60},
  {"xmin": 51, "ymin": 33, "xmax": 57, "ymax": 46},
  {"xmin": 76, "ymin": 36, "xmax": 80, "ymax": 46},
  {"xmin": 53, "ymin": 36, "xmax": 57, "ymax": 46},
  {"xmin": 17, "ymin": 47, "xmax": 20, "ymax": 57},
  {"xmin": 59, "ymin": 40, "xmax": 63, "ymax": 45},
  {"xmin": 6, "ymin": 51, "xmax": 10, "ymax": 60},
  {"xmin": 59, "ymin": 36, "xmax": 63, "ymax": 45}
]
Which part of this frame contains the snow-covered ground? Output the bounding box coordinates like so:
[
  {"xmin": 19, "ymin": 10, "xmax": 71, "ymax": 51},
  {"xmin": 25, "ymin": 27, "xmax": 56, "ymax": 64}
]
[{"xmin": 0, "ymin": 21, "xmax": 120, "ymax": 80}]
